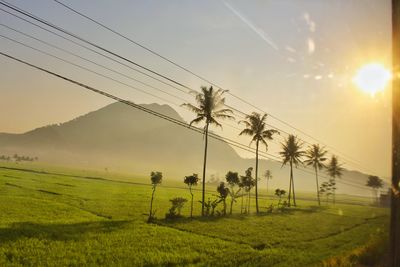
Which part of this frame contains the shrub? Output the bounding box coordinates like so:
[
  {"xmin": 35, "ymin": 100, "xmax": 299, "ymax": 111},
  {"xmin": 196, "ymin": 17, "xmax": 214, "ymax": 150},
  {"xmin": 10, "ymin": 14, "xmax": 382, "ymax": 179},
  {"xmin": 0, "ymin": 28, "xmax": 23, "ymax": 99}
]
[{"xmin": 165, "ymin": 197, "xmax": 187, "ymax": 219}]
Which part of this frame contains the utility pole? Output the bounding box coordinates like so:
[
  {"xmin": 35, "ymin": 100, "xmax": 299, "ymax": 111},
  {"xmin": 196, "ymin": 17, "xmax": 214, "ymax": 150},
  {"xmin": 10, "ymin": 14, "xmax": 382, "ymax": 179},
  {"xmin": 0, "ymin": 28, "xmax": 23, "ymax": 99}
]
[{"xmin": 391, "ymin": 0, "xmax": 400, "ymax": 266}]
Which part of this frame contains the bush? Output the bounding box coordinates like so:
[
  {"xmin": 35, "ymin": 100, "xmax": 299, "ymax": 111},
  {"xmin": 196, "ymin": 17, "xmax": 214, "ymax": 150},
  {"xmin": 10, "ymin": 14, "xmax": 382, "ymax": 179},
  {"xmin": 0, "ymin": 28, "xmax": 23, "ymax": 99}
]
[{"xmin": 165, "ymin": 197, "xmax": 187, "ymax": 219}]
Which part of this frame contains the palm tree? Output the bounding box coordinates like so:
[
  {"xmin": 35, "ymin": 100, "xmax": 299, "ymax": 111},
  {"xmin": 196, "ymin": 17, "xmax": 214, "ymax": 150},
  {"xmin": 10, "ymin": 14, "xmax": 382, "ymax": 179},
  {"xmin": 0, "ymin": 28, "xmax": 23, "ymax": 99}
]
[
  {"xmin": 326, "ymin": 155, "xmax": 344, "ymax": 204},
  {"xmin": 304, "ymin": 144, "xmax": 328, "ymax": 206},
  {"xmin": 279, "ymin": 135, "xmax": 304, "ymax": 207},
  {"xmin": 182, "ymin": 86, "xmax": 234, "ymax": 216},
  {"xmin": 239, "ymin": 112, "xmax": 279, "ymax": 213},
  {"xmin": 264, "ymin": 170, "xmax": 273, "ymax": 200}
]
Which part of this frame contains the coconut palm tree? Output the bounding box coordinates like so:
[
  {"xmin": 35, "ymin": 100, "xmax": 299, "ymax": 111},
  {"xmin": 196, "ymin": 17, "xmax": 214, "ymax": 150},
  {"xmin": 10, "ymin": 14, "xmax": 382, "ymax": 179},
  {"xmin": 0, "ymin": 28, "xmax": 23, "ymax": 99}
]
[
  {"xmin": 279, "ymin": 135, "xmax": 304, "ymax": 207},
  {"xmin": 264, "ymin": 169, "xmax": 273, "ymax": 200},
  {"xmin": 304, "ymin": 144, "xmax": 328, "ymax": 206},
  {"xmin": 182, "ymin": 86, "xmax": 234, "ymax": 216},
  {"xmin": 326, "ymin": 155, "xmax": 344, "ymax": 204},
  {"xmin": 239, "ymin": 112, "xmax": 279, "ymax": 213}
]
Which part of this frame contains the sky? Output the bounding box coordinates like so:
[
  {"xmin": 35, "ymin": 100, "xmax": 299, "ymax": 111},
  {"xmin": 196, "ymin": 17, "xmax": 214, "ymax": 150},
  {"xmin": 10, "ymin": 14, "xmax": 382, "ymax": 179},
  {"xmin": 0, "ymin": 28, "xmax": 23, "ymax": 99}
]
[{"xmin": 0, "ymin": 0, "xmax": 392, "ymax": 177}]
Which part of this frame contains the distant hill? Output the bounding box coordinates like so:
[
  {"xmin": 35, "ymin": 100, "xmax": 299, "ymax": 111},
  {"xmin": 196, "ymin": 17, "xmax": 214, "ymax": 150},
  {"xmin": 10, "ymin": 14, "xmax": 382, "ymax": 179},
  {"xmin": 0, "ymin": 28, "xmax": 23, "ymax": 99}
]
[{"xmin": 0, "ymin": 102, "xmax": 377, "ymax": 197}]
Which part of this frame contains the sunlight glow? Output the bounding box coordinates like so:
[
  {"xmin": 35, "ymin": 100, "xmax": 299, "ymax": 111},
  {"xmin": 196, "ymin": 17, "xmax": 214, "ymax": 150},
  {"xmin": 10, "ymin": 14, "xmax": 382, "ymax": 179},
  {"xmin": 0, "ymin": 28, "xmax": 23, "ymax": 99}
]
[{"xmin": 353, "ymin": 63, "xmax": 392, "ymax": 96}]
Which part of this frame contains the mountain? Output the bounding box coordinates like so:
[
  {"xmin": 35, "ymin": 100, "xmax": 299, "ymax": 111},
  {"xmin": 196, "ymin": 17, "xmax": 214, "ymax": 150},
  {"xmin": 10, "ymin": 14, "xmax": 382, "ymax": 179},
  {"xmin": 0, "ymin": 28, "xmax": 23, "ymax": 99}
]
[{"xmin": 0, "ymin": 102, "xmax": 376, "ymax": 197}]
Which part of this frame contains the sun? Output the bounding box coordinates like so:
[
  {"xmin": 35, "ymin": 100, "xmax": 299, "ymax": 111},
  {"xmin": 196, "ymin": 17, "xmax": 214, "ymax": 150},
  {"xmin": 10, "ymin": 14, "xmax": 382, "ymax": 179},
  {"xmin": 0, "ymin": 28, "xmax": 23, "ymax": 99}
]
[{"xmin": 352, "ymin": 63, "xmax": 392, "ymax": 96}]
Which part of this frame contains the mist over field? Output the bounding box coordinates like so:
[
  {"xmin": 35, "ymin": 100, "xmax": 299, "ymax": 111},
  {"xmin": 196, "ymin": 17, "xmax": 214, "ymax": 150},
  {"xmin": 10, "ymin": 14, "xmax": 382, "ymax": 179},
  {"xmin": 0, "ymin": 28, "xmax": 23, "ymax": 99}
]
[{"xmin": 0, "ymin": 102, "xmax": 379, "ymax": 197}]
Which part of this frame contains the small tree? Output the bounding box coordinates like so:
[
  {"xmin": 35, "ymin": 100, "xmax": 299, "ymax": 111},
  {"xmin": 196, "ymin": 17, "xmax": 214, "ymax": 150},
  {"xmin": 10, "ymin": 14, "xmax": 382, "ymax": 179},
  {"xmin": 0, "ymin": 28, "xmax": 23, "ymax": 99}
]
[
  {"xmin": 240, "ymin": 167, "xmax": 255, "ymax": 214},
  {"xmin": 184, "ymin": 174, "xmax": 199, "ymax": 218},
  {"xmin": 199, "ymin": 197, "xmax": 221, "ymax": 216},
  {"xmin": 217, "ymin": 182, "xmax": 230, "ymax": 215},
  {"xmin": 166, "ymin": 197, "xmax": 187, "ymax": 219},
  {"xmin": 366, "ymin": 175, "xmax": 384, "ymax": 204},
  {"xmin": 275, "ymin": 188, "xmax": 286, "ymax": 207},
  {"xmin": 320, "ymin": 180, "xmax": 335, "ymax": 204},
  {"xmin": 148, "ymin": 171, "xmax": 162, "ymax": 222},
  {"xmin": 225, "ymin": 171, "xmax": 241, "ymax": 214}
]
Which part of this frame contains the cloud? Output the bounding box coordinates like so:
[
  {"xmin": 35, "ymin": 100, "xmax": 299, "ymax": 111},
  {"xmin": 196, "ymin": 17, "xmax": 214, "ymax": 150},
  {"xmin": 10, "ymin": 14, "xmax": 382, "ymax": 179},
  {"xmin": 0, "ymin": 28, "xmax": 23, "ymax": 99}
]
[
  {"xmin": 287, "ymin": 57, "xmax": 296, "ymax": 63},
  {"xmin": 285, "ymin": 45, "xmax": 296, "ymax": 53},
  {"xmin": 307, "ymin": 38, "xmax": 315, "ymax": 54},
  {"xmin": 222, "ymin": 0, "xmax": 279, "ymax": 51},
  {"xmin": 303, "ymin": 12, "xmax": 316, "ymax": 32}
]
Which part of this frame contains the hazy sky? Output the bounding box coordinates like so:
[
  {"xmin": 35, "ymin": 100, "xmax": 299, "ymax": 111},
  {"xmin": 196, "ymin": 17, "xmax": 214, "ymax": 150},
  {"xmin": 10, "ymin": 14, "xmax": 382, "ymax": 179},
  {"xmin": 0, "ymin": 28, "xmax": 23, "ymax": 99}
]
[{"xmin": 0, "ymin": 0, "xmax": 392, "ymax": 177}]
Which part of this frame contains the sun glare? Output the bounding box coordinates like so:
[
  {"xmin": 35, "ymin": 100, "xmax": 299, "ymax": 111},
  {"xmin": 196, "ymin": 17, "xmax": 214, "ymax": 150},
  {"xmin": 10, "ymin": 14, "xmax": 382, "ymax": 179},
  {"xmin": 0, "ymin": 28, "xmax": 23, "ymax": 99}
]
[{"xmin": 353, "ymin": 63, "xmax": 392, "ymax": 96}]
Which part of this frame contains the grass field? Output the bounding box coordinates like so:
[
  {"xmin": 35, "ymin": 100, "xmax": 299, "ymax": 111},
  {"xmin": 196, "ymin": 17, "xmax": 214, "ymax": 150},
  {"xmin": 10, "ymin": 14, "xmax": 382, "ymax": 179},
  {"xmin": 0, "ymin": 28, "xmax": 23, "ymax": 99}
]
[{"xmin": 0, "ymin": 162, "xmax": 389, "ymax": 266}]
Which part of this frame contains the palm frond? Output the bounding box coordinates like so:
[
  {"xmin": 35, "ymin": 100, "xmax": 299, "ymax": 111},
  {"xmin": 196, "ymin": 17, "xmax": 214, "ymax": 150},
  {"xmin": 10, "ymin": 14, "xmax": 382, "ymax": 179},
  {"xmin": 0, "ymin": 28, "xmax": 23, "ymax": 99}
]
[
  {"xmin": 239, "ymin": 128, "xmax": 254, "ymax": 136},
  {"xmin": 181, "ymin": 103, "xmax": 203, "ymax": 114},
  {"xmin": 189, "ymin": 116, "xmax": 205, "ymax": 126}
]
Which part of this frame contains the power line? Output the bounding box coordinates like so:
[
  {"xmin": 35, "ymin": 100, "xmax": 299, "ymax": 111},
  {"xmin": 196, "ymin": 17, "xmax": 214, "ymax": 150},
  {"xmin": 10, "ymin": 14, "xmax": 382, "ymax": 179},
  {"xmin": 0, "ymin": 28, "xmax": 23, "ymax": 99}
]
[
  {"xmin": 0, "ymin": 33, "xmax": 181, "ymax": 107},
  {"xmin": 0, "ymin": 23, "xmax": 192, "ymax": 104},
  {"xmin": 0, "ymin": 0, "xmax": 379, "ymax": 178},
  {"xmin": 0, "ymin": 51, "xmax": 370, "ymax": 191},
  {"xmin": 0, "ymin": 51, "xmax": 280, "ymax": 164},
  {"xmin": 0, "ymin": 1, "xmax": 193, "ymax": 92},
  {"xmin": 0, "ymin": 6, "xmax": 192, "ymax": 96},
  {"xmin": 51, "ymin": 0, "xmax": 376, "ymax": 175}
]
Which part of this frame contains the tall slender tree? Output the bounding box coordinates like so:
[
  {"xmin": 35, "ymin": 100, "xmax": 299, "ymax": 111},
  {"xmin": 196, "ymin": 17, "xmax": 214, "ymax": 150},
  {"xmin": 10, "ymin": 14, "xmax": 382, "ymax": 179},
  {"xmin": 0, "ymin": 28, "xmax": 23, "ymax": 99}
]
[
  {"xmin": 239, "ymin": 112, "xmax": 278, "ymax": 213},
  {"xmin": 279, "ymin": 135, "xmax": 304, "ymax": 207},
  {"xmin": 184, "ymin": 174, "xmax": 199, "ymax": 218},
  {"xmin": 182, "ymin": 86, "xmax": 234, "ymax": 216},
  {"xmin": 304, "ymin": 144, "xmax": 328, "ymax": 206},
  {"xmin": 264, "ymin": 170, "xmax": 273, "ymax": 200},
  {"xmin": 326, "ymin": 155, "xmax": 344, "ymax": 204},
  {"xmin": 148, "ymin": 171, "xmax": 162, "ymax": 222}
]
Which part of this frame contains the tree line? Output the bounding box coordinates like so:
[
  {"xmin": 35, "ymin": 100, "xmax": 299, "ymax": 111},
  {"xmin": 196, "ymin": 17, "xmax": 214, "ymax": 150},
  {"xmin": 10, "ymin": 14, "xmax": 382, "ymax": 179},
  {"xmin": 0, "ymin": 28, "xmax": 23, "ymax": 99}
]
[
  {"xmin": 145, "ymin": 85, "xmax": 383, "ymax": 221},
  {"xmin": 0, "ymin": 154, "xmax": 39, "ymax": 162}
]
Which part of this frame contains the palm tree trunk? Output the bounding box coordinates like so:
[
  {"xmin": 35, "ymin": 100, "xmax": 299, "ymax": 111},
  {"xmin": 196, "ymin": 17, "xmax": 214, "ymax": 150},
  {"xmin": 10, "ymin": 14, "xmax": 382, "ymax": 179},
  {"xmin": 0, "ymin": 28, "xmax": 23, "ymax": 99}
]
[
  {"xmin": 248, "ymin": 190, "xmax": 251, "ymax": 214},
  {"xmin": 201, "ymin": 123, "xmax": 209, "ymax": 216},
  {"xmin": 244, "ymin": 191, "xmax": 248, "ymax": 214},
  {"xmin": 148, "ymin": 186, "xmax": 156, "ymax": 222},
  {"xmin": 333, "ymin": 178, "xmax": 336, "ymax": 205},
  {"xmin": 288, "ymin": 168, "xmax": 292, "ymax": 207},
  {"xmin": 255, "ymin": 139, "xmax": 259, "ymax": 213},
  {"xmin": 315, "ymin": 167, "xmax": 321, "ymax": 206},
  {"xmin": 241, "ymin": 193, "xmax": 244, "ymax": 214},
  {"xmin": 290, "ymin": 160, "xmax": 296, "ymax": 206}
]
